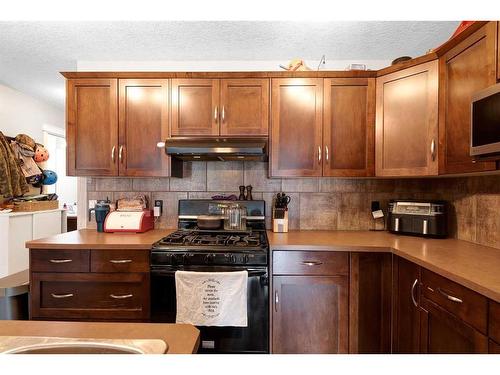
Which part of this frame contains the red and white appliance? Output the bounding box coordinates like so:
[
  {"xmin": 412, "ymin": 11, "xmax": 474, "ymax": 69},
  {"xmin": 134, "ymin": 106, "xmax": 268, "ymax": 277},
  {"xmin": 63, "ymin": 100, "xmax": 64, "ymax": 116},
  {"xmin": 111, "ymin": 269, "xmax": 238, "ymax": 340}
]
[{"xmin": 104, "ymin": 209, "xmax": 154, "ymax": 233}]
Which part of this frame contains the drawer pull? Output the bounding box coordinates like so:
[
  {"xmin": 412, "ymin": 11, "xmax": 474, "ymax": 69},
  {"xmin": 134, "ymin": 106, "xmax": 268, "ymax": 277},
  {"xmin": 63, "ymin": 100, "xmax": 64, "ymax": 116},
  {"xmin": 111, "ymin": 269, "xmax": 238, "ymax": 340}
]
[
  {"xmin": 51, "ymin": 293, "xmax": 74, "ymax": 299},
  {"xmin": 302, "ymin": 261, "xmax": 323, "ymax": 266},
  {"xmin": 110, "ymin": 294, "xmax": 133, "ymax": 299},
  {"xmin": 49, "ymin": 259, "xmax": 73, "ymax": 264},
  {"xmin": 109, "ymin": 259, "xmax": 132, "ymax": 264},
  {"xmin": 437, "ymin": 288, "xmax": 463, "ymax": 304}
]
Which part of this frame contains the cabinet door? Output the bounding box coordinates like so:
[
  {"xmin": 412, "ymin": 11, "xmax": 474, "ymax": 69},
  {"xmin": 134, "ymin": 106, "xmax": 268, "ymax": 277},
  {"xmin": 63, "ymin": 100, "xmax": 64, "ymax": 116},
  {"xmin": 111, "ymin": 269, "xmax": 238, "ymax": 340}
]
[
  {"xmin": 376, "ymin": 61, "xmax": 439, "ymax": 176},
  {"xmin": 420, "ymin": 297, "xmax": 488, "ymax": 353},
  {"xmin": 66, "ymin": 79, "xmax": 118, "ymax": 176},
  {"xmin": 171, "ymin": 79, "xmax": 219, "ymax": 136},
  {"xmin": 220, "ymin": 79, "xmax": 269, "ymax": 136},
  {"xmin": 439, "ymin": 22, "xmax": 497, "ymax": 174},
  {"xmin": 272, "ymin": 276, "xmax": 348, "ymax": 353},
  {"xmin": 119, "ymin": 79, "xmax": 169, "ymax": 177},
  {"xmin": 393, "ymin": 257, "xmax": 421, "ymax": 353},
  {"xmin": 497, "ymin": 21, "xmax": 500, "ymax": 82},
  {"xmin": 323, "ymin": 78, "xmax": 375, "ymax": 177},
  {"xmin": 270, "ymin": 78, "xmax": 323, "ymax": 177}
]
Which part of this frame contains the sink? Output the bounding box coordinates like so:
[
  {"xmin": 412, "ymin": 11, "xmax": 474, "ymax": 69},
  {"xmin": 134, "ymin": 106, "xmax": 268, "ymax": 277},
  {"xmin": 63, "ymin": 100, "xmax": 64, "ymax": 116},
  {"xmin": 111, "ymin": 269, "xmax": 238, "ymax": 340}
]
[
  {"xmin": 3, "ymin": 342, "xmax": 145, "ymax": 354},
  {"xmin": 0, "ymin": 336, "xmax": 168, "ymax": 354}
]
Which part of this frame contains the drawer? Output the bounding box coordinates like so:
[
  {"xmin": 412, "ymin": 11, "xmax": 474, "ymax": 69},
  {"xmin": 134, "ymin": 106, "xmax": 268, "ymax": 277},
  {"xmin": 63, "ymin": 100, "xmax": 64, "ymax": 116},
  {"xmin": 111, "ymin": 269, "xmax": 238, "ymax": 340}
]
[
  {"xmin": 30, "ymin": 272, "xmax": 149, "ymax": 320},
  {"xmin": 489, "ymin": 301, "xmax": 500, "ymax": 343},
  {"xmin": 421, "ymin": 269, "xmax": 488, "ymax": 334},
  {"xmin": 30, "ymin": 250, "xmax": 90, "ymax": 273},
  {"xmin": 272, "ymin": 251, "xmax": 349, "ymax": 276},
  {"xmin": 90, "ymin": 250, "xmax": 149, "ymax": 273}
]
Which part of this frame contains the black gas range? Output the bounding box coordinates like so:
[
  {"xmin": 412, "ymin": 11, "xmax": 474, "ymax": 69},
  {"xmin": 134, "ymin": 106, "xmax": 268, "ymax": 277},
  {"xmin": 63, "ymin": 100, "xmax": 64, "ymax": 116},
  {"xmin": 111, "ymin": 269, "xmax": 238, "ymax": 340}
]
[{"xmin": 150, "ymin": 199, "xmax": 269, "ymax": 354}]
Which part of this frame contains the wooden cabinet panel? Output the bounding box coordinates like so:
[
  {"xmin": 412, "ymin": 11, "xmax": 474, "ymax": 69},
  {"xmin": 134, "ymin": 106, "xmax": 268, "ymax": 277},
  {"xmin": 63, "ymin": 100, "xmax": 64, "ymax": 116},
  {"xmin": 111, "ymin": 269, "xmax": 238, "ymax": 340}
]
[
  {"xmin": 439, "ymin": 22, "xmax": 497, "ymax": 174},
  {"xmin": 421, "ymin": 268, "xmax": 488, "ymax": 334},
  {"xmin": 393, "ymin": 256, "xmax": 421, "ymax": 353},
  {"xmin": 272, "ymin": 275, "xmax": 348, "ymax": 353},
  {"xmin": 349, "ymin": 253, "xmax": 392, "ymax": 353},
  {"xmin": 323, "ymin": 78, "xmax": 375, "ymax": 177},
  {"xmin": 171, "ymin": 79, "xmax": 219, "ymax": 136},
  {"xmin": 490, "ymin": 340, "xmax": 500, "ymax": 353},
  {"xmin": 420, "ymin": 297, "xmax": 488, "ymax": 353},
  {"xmin": 272, "ymin": 251, "xmax": 348, "ymax": 276},
  {"xmin": 489, "ymin": 301, "xmax": 500, "ymax": 344},
  {"xmin": 270, "ymin": 78, "xmax": 323, "ymax": 177},
  {"xmin": 119, "ymin": 79, "xmax": 170, "ymax": 176},
  {"xmin": 220, "ymin": 79, "xmax": 269, "ymax": 136},
  {"xmin": 90, "ymin": 249, "xmax": 149, "ymax": 273},
  {"xmin": 31, "ymin": 272, "xmax": 149, "ymax": 321},
  {"xmin": 66, "ymin": 79, "xmax": 118, "ymax": 176},
  {"xmin": 497, "ymin": 21, "xmax": 500, "ymax": 82},
  {"xmin": 376, "ymin": 61, "xmax": 439, "ymax": 176},
  {"xmin": 30, "ymin": 250, "xmax": 90, "ymax": 273}
]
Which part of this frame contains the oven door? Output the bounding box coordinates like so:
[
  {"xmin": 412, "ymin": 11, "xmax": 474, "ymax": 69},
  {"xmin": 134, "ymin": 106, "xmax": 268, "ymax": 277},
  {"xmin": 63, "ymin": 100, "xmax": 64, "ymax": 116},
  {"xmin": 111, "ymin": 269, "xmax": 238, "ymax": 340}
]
[{"xmin": 150, "ymin": 265, "xmax": 269, "ymax": 354}]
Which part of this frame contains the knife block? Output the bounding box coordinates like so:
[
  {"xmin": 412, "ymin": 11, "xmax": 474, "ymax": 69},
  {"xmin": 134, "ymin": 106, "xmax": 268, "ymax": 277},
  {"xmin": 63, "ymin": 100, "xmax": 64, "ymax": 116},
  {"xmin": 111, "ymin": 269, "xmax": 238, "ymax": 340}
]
[{"xmin": 272, "ymin": 208, "xmax": 289, "ymax": 233}]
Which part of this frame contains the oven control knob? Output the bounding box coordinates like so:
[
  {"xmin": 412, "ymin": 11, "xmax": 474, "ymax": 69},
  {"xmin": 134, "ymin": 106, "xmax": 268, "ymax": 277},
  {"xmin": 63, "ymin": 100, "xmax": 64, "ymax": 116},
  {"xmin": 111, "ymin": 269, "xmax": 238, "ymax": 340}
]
[
  {"xmin": 205, "ymin": 254, "xmax": 215, "ymax": 264},
  {"xmin": 243, "ymin": 254, "xmax": 249, "ymax": 264},
  {"xmin": 230, "ymin": 254, "xmax": 236, "ymax": 263}
]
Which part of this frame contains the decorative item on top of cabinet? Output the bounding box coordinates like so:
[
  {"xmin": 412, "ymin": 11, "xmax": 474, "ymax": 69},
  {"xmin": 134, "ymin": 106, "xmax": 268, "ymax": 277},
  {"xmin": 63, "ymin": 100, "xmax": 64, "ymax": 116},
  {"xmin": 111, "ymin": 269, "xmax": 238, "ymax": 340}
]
[
  {"xmin": 270, "ymin": 78, "xmax": 323, "ymax": 177},
  {"xmin": 323, "ymin": 78, "xmax": 375, "ymax": 177},
  {"xmin": 375, "ymin": 60, "xmax": 439, "ymax": 177},
  {"xmin": 171, "ymin": 79, "xmax": 220, "ymax": 136},
  {"xmin": 438, "ymin": 22, "xmax": 497, "ymax": 174},
  {"xmin": 118, "ymin": 79, "xmax": 170, "ymax": 177},
  {"xmin": 272, "ymin": 251, "xmax": 348, "ymax": 353},
  {"xmin": 220, "ymin": 79, "xmax": 269, "ymax": 136},
  {"xmin": 66, "ymin": 79, "xmax": 118, "ymax": 176}
]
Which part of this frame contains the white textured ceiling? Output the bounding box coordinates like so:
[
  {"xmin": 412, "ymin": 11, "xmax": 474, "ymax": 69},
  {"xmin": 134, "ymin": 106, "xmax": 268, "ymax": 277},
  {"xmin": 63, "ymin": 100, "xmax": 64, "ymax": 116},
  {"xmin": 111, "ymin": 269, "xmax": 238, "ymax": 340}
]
[{"xmin": 0, "ymin": 21, "xmax": 459, "ymax": 109}]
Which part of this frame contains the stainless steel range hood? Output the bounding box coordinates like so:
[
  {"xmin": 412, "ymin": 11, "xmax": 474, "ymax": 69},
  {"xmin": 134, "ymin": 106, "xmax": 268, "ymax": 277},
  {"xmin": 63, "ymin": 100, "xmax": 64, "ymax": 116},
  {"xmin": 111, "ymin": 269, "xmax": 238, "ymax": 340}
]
[{"xmin": 162, "ymin": 137, "xmax": 268, "ymax": 162}]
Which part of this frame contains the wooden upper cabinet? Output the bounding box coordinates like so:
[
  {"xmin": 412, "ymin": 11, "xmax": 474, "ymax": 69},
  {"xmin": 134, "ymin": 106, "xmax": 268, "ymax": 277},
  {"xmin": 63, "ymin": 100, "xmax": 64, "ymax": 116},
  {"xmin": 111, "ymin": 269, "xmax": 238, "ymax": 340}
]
[
  {"xmin": 323, "ymin": 78, "xmax": 375, "ymax": 177},
  {"xmin": 376, "ymin": 60, "xmax": 439, "ymax": 177},
  {"xmin": 497, "ymin": 21, "xmax": 500, "ymax": 82},
  {"xmin": 270, "ymin": 78, "xmax": 323, "ymax": 177},
  {"xmin": 171, "ymin": 79, "xmax": 219, "ymax": 136},
  {"xmin": 118, "ymin": 79, "xmax": 169, "ymax": 177},
  {"xmin": 66, "ymin": 79, "xmax": 118, "ymax": 176},
  {"xmin": 439, "ymin": 22, "xmax": 497, "ymax": 174},
  {"xmin": 220, "ymin": 79, "xmax": 269, "ymax": 136},
  {"xmin": 272, "ymin": 275, "xmax": 348, "ymax": 354}
]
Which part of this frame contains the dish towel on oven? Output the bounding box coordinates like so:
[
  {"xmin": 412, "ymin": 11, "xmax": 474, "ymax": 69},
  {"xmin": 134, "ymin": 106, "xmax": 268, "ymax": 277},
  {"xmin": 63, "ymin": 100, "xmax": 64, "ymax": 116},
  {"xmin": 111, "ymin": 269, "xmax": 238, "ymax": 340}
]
[{"xmin": 175, "ymin": 270, "xmax": 248, "ymax": 327}]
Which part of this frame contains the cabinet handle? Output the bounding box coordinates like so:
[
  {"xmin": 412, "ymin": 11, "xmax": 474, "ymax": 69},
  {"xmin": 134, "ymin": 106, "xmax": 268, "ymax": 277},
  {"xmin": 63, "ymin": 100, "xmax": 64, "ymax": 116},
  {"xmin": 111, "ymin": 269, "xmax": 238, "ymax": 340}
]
[
  {"xmin": 110, "ymin": 294, "xmax": 133, "ymax": 299},
  {"xmin": 49, "ymin": 259, "xmax": 73, "ymax": 264},
  {"xmin": 430, "ymin": 139, "xmax": 436, "ymax": 161},
  {"xmin": 119, "ymin": 145, "xmax": 124, "ymax": 163},
  {"xmin": 437, "ymin": 288, "xmax": 463, "ymax": 304},
  {"xmin": 51, "ymin": 293, "xmax": 74, "ymax": 299},
  {"xmin": 111, "ymin": 146, "xmax": 116, "ymax": 162},
  {"xmin": 222, "ymin": 106, "xmax": 225, "ymax": 123},
  {"xmin": 325, "ymin": 145, "xmax": 329, "ymax": 162},
  {"xmin": 411, "ymin": 278, "xmax": 418, "ymax": 307},
  {"xmin": 302, "ymin": 261, "xmax": 323, "ymax": 266},
  {"xmin": 274, "ymin": 291, "xmax": 279, "ymax": 312},
  {"xmin": 318, "ymin": 146, "xmax": 322, "ymax": 164},
  {"xmin": 109, "ymin": 259, "xmax": 132, "ymax": 264},
  {"xmin": 214, "ymin": 106, "xmax": 218, "ymax": 123}
]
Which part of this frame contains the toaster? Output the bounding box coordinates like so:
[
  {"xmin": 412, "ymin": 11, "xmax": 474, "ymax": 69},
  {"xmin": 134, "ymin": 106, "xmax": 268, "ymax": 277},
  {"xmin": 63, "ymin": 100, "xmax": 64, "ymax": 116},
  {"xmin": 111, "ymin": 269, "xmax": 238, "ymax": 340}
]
[{"xmin": 388, "ymin": 200, "xmax": 447, "ymax": 238}]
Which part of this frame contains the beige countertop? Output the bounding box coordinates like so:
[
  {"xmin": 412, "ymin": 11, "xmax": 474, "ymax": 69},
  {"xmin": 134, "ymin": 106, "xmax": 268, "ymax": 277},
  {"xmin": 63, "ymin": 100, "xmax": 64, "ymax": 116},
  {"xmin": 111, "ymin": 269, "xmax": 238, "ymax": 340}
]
[
  {"xmin": 0, "ymin": 321, "xmax": 199, "ymax": 354},
  {"xmin": 25, "ymin": 228, "xmax": 500, "ymax": 302},
  {"xmin": 268, "ymin": 230, "xmax": 500, "ymax": 302}
]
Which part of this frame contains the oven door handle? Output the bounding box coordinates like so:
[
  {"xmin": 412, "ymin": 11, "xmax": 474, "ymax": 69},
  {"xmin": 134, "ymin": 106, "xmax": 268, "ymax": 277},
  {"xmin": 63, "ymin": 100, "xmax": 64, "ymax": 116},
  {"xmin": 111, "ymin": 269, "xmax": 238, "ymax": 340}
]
[{"xmin": 151, "ymin": 268, "xmax": 268, "ymax": 277}]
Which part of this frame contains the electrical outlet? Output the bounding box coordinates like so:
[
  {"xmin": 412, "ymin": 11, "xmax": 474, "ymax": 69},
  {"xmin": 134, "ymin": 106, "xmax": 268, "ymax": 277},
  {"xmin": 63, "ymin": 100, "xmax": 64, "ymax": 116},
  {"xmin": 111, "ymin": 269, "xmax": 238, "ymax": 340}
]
[
  {"xmin": 88, "ymin": 200, "xmax": 97, "ymax": 209},
  {"xmin": 154, "ymin": 200, "xmax": 163, "ymax": 217}
]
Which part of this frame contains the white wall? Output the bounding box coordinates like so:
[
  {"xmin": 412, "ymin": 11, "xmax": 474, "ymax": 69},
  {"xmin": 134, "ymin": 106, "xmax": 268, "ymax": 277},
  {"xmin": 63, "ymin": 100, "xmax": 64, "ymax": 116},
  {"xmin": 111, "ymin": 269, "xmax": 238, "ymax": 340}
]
[{"xmin": 0, "ymin": 83, "xmax": 64, "ymax": 143}]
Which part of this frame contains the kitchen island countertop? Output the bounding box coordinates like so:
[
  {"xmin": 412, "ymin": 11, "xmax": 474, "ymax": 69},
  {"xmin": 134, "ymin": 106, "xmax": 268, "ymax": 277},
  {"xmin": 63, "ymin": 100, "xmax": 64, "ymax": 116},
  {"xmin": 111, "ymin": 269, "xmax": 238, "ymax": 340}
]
[{"xmin": 0, "ymin": 320, "xmax": 200, "ymax": 354}]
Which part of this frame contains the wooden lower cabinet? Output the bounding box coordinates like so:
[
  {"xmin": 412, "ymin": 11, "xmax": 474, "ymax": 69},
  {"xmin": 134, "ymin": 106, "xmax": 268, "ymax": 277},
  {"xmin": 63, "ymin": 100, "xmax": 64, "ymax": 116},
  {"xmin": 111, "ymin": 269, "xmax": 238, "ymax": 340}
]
[
  {"xmin": 392, "ymin": 256, "xmax": 421, "ymax": 353},
  {"xmin": 419, "ymin": 297, "xmax": 488, "ymax": 353},
  {"xmin": 29, "ymin": 248, "xmax": 150, "ymax": 322},
  {"xmin": 272, "ymin": 275, "xmax": 348, "ymax": 354}
]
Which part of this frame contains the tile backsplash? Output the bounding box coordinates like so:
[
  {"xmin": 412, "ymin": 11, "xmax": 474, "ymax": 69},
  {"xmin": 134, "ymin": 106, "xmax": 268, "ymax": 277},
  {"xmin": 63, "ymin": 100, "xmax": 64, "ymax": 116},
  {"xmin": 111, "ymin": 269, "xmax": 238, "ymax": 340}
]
[{"xmin": 86, "ymin": 161, "xmax": 500, "ymax": 249}]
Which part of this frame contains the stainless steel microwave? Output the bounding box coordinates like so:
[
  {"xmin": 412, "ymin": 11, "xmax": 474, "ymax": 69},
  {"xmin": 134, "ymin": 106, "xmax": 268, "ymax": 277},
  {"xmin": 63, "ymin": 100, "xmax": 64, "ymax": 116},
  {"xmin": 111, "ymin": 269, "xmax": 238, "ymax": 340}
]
[{"xmin": 470, "ymin": 82, "xmax": 500, "ymax": 159}]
